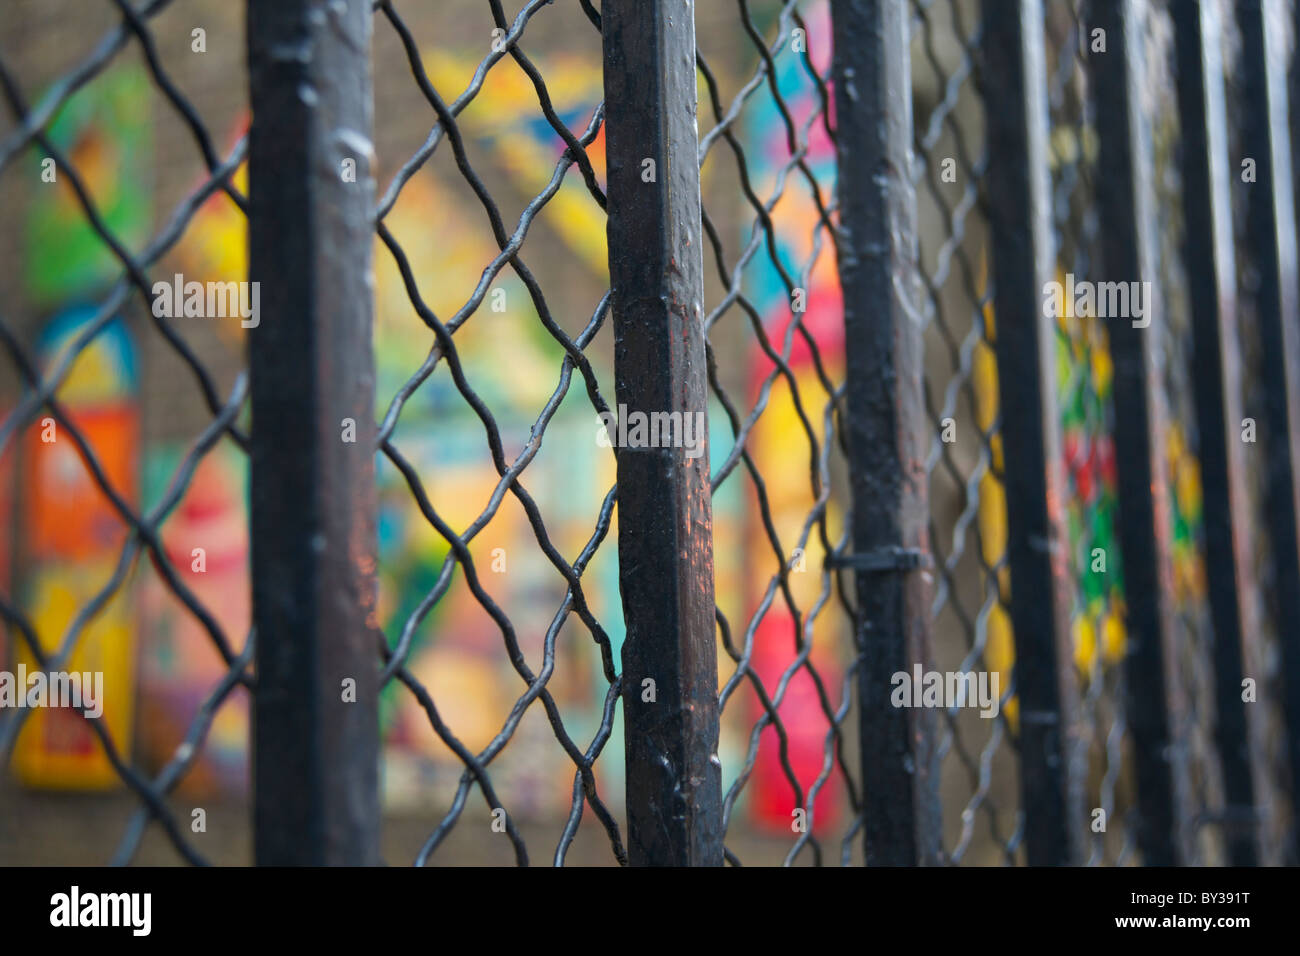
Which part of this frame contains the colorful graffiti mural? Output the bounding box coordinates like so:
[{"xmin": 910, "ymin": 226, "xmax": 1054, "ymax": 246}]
[
  {"xmin": 25, "ymin": 67, "xmax": 152, "ymax": 307},
  {"xmin": 12, "ymin": 307, "xmax": 139, "ymax": 789},
  {"xmin": 736, "ymin": 0, "xmax": 848, "ymax": 831}
]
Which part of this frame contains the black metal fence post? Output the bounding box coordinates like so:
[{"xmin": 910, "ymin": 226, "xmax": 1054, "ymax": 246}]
[
  {"xmin": 830, "ymin": 0, "xmax": 941, "ymax": 866},
  {"xmin": 247, "ymin": 0, "xmax": 381, "ymax": 865},
  {"xmin": 1237, "ymin": 0, "xmax": 1300, "ymax": 866},
  {"xmin": 1172, "ymin": 0, "xmax": 1263, "ymax": 867},
  {"xmin": 1088, "ymin": 0, "xmax": 1195, "ymax": 866},
  {"xmin": 601, "ymin": 0, "xmax": 724, "ymax": 867},
  {"xmin": 980, "ymin": 0, "xmax": 1085, "ymax": 865}
]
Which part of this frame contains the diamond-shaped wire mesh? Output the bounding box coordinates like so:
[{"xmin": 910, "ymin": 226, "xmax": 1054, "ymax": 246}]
[
  {"xmin": 911, "ymin": 0, "xmax": 1024, "ymax": 866},
  {"xmin": 695, "ymin": 0, "xmax": 855, "ymax": 867},
  {"xmin": 370, "ymin": 0, "xmax": 625, "ymax": 866},
  {"xmin": 2, "ymin": 0, "xmax": 1297, "ymax": 869},
  {"xmin": 0, "ymin": 0, "xmax": 251, "ymax": 864}
]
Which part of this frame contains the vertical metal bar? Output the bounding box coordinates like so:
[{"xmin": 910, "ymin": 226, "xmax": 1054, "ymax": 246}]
[
  {"xmin": 980, "ymin": 0, "xmax": 1084, "ymax": 865},
  {"xmin": 830, "ymin": 0, "xmax": 941, "ymax": 866},
  {"xmin": 1089, "ymin": 0, "xmax": 1195, "ymax": 867},
  {"xmin": 1172, "ymin": 0, "xmax": 1264, "ymax": 867},
  {"xmin": 1238, "ymin": 0, "xmax": 1300, "ymax": 866},
  {"xmin": 601, "ymin": 0, "xmax": 723, "ymax": 867},
  {"xmin": 247, "ymin": 0, "xmax": 380, "ymax": 865}
]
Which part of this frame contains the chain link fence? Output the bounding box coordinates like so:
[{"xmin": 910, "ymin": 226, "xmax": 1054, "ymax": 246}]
[
  {"xmin": 0, "ymin": 0, "xmax": 250, "ymax": 866},
  {"xmin": 1, "ymin": 0, "xmax": 1297, "ymax": 867}
]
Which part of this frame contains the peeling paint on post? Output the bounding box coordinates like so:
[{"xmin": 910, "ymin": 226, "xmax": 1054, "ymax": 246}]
[{"xmin": 602, "ymin": 0, "xmax": 723, "ymax": 866}]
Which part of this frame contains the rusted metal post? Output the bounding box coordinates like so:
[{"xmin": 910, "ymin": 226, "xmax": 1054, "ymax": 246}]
[
  {"xmin": 1088, "ymin": 0, "xmax": 1197, "ymax": 867},
  {"xmin": 1172, "ymin": 0, "xmax": 1263, "ymax": 867},
  {"xmin": 831, "ymin": 0, "xmax": 941, "ymax": 866},
  {"xmin": 980, "ymin": 0, "xmax": 1084, "ymax": 865},
  {"xmin": 1237, "ymin": 0, "xmax": 1300, "ymax": 865},
  {"xmin": 602, "ymin": 0, "xmax": 723, "ymax": 866}
]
